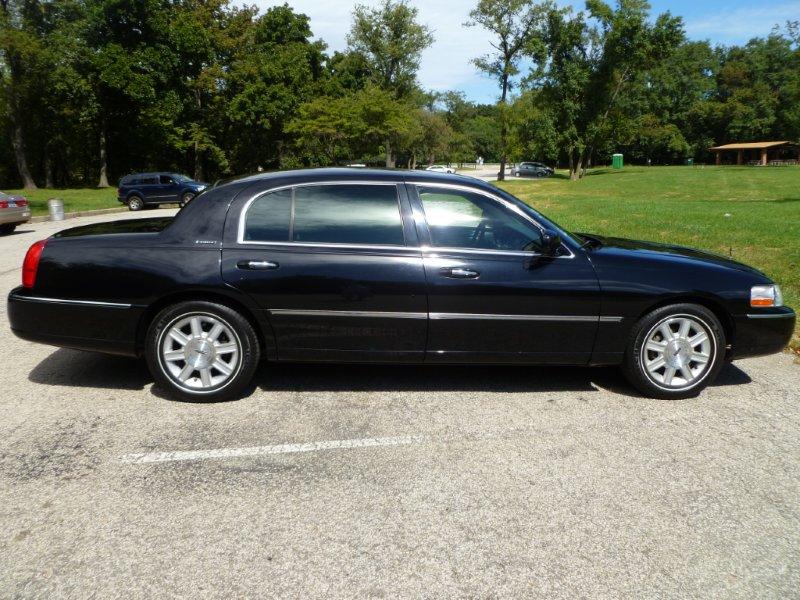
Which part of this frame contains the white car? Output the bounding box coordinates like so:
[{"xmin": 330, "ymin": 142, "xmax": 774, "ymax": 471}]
[{"xmin": 425, "ymin": 165, "xmax": 456, "ymax": 174}]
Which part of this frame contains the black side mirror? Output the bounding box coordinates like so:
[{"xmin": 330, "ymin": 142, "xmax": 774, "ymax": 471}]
[{"xmin": 541, "ymin": 229, "xmax": 562, "ymax": 256}]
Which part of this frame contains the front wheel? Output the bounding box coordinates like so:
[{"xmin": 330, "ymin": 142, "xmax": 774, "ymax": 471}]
[
  {"xmin": 180, "ymin": 192, "xmax": 195, "ymax": 207},
  {"xmin": 622, "ymin": 304, "xmax": 726, "ymax": 399},
  {"xmin": 145, "ymin": 301, "xmax": 261, "ymax": 402},
  {"xmin": 127, "ymin": 195, "xmax": 144, "ymax": 211}
]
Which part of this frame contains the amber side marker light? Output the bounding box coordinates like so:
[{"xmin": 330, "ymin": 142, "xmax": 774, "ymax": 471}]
[
  {"xmin": 750, "ymin": 284, "xmax": 783, "ymax": 308},
  {"xmin": 22, "ymin": 239, "xmax": 47, "ymax": 289}
]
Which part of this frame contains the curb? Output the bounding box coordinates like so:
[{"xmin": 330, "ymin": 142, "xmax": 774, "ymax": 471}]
[{"xmin": 30, "ymin": 207, "xmax": 129, "ymax": 223}]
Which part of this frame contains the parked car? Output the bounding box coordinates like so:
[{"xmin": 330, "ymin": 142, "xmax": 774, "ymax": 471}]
[
  {"xmin": 8, "ymin": 168, "xmax": 794, "ymax": 402},
  {"xmin": 511, "ymin": 162, "xmax": 554, "ymax": 177},
  {"xmin": 425, "ymin": 165, "xmax": 456, "ymax": 174},
  {"xmin": 117, "ymin": 172, "xmax": 207, "ymax": 211},
  {"xmin": 0, "ymin": 191, "xmax": 31, "ymax": 234}
]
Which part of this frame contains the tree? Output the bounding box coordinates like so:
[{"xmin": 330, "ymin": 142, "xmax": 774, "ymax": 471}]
[
  {"xmin": 531, "ymin": 0, "xmax": 683, "ymax": 178},
  {"xmin": 466, "ymin": 0, "xmax": 550, "ymax": 180},
  {"xmin": 346, "ymin": 0, "xmax": 433, "ymax": 166}
]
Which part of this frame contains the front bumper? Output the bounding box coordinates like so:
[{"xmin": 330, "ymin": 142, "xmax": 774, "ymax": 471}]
[
  {"xmin": 8, "ymin": 287, "xmax": 143, "ymax": 357},
  {"xmin": 0, "ymin": 206, "xmax": 31, "ymax": 225},
  {"xmin": 730, "ymin": 307, "xmax": 795, "ymax": 359}
]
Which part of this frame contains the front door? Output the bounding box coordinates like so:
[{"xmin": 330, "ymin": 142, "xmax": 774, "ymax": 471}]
[
  {"xmin": 409, "ymin": 183, "xmax": 601, "ymax": 364},
  {"xmin": 222, "ymin": 182, "xmax": 427, "ymax": 362}
]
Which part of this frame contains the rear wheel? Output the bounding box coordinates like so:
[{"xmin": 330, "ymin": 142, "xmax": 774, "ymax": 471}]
[
  {"xmin": 622, "ymin": 303, "xmax": 726, "ymax": 399},
  {"xmin": 0, "ymin": 224, "xmax": 16, "ymax": 234},
  {"xmin": 127, "ymin": 195, "xmax": 144, "ymax": 211},
  {"xmin": 145, "ymin": 301, "xmax": 260, "ymax": 402}
]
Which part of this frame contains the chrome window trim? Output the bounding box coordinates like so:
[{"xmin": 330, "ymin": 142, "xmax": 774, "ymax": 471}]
[
  {"xmin": 237, "ymin": 181, "xmax": 404, "ymax": 247},
  {"xmin": 408, "ymin": 181, "xmax": 575, "ymax": 259},
  {"xmin": 12, "ymin": 295, "xmax": 132, "ymax": 308}
]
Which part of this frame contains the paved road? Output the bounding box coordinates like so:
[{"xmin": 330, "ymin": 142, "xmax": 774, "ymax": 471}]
[{"xmin": 1, "ymin": 212, "xmax": 799, "ymax": 598}]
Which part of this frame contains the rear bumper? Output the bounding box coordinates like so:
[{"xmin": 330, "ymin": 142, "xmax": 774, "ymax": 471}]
[
  {"xmin": 0, "ymin": 207, "xmax": 31, "ymax": 225},
  {"xmin": 7, "ymin": 288, "xmax": 143, "ymax": 357},
  {"xmin": 730, "ymin": 308, "xmax": 795, "ymax": 360}
]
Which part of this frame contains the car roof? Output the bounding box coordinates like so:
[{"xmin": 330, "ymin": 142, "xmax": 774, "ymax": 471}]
[{"xmin": 218, "ymin": 167, "xmax": 482, "ymax": 189}]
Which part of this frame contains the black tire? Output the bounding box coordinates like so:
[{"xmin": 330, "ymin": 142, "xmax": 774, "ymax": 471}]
[
  {"xmin": 0, "ymin": 224, "xmax": 16, "ymax": 234},
  {"xmin": 180, "ymin": 192, "xmax": 195, "ymax": 207},
  {"xmin": 127, "ymin": 195, "xmax": 144, "ymax": 211},
  {"xmin": 622, "ymin": 303, "xmax": 726, "ymax": 399},
  {"xmin": 145, "ymin": 301, "xmax": 261, "ymax": 402}
]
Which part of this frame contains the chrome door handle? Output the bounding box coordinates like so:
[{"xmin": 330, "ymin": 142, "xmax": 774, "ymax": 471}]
[
  {"xmin": 237, "ymin": 260, "xmax": 279, "ymax": 270},
  {"xmin": 441, "ymin": 267, "xmax": 479, "ymax": 279}
]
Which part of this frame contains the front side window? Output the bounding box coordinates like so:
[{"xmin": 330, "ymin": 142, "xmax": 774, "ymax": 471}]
[
  {"xmin": 418, "ymin": 186, "xmax": 542, "ymax": 252},
  {"xmin": 242, "ymin": 184, "xmax": 405, "ymax": 246},
  {"xmin": 292, "ymin": 185, "xmax": 404, "ymax": 245},
  {"xmin": 159, "ymin": 175, "xmax": 175, "ymax": 185}
]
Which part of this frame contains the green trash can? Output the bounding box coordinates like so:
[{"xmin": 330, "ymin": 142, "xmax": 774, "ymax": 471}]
[
  {"xmin": 686, "ymin": 158, "xmax": 694, "ymax": 166},
  {"xmin": 612, "ymin": 153, "xmax": 623, "ymax": 169}
]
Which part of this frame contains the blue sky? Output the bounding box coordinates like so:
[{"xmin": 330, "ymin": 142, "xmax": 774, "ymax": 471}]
[{"xmin": 257, "ymin": 0, "xmax": 800, "ymax": 103}]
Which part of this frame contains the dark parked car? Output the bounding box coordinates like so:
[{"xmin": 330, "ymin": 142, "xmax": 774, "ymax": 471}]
[
  {"xmin": 117, "ymin": 172, "xmax": 207, "ymax": 211},
  {"xmin": 511, "ymin": 162, "xmax": 554, "ymax": 177},
  {"xmin": 8, "ymin": 168, "xmax": 794, "ymax": 402}
]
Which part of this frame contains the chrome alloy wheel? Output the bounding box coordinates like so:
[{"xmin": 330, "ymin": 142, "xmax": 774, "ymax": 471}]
[
  {"xmin": 639, "ymin": 314, "xmax": 715, "ymax": 390},
  {"xmin": 158, "ymin": 313, "xmax": 241, "ymax": 392}
]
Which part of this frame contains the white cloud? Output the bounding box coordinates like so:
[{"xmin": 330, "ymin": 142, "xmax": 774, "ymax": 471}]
[
  {"xmin": 684, "ymin": 2, "xmax": 800, "ymax": 43},
  {"xmin": 253, "ymin": 0, "xmax": 498, "ymax": 102}
]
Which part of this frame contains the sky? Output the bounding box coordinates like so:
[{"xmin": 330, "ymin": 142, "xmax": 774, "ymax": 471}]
[{"xmin": 256, "ymin": 0, "xmax": 800, "ymax": 103}]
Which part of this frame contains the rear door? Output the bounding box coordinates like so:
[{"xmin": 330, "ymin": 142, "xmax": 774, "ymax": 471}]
[
  {"xmin": 409, "ymin": 183, "xmax": 601, "ymax": 364},
  {"xmin": 221, "ymin": 181, "xmax": 428, "ymax": 362}
]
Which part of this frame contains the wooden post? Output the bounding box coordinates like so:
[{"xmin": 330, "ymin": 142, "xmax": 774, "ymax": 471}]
[
  {"xmin": 760, "ymin": 148, "xmax": 768, "ymax": 166},
  {"xmin": 737, "ymin": 150, "xmax": 743, "ymax": 165},
  {"xmin": 715, "ymin": 152, "xmax": 721, "ymax": 166}
]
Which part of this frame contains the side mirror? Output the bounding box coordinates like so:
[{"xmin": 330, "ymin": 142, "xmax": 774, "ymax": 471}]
[{"xmin": 541, "ymin": 229, "xmax": 562, "ymax": 256}]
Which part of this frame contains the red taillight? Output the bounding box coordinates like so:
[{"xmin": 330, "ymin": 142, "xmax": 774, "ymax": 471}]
[
  {"xmin": 16, "ymin": 199, "xmax": 28, "ymax": 207},
  {"xmin": 22, "ymin": 240, "xmax": 47, "ymax": 288},
  {"xmin": 0, "ymin": 201, "xmax": 7, "ymax": 209}
]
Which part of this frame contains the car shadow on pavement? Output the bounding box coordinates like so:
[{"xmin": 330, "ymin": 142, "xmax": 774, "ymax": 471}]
[
  {"xmin": 28, "ymin": 348, "xmax": 150, "ymax": 390},
  {"xmin": 27, "ymin": 347, "xmax": 752, "ymax": 399}
]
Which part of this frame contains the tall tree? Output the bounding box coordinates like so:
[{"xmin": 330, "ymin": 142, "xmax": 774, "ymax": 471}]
[
  {"xmin": 466, "ymin": 0, "xmax": 550, "ymax": 180},
  {"xmin": 346, "ymin": 0, "xmax": 433, "ymax": 166}
]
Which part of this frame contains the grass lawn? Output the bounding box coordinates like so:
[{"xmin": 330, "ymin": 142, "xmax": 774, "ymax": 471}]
[
  {"xmin": 4, "ymin": 187, "xmax": 120, "ymax": 216},
  {"xmin": 498, "ymin": 165, "xmax": 800, "ymax": 350}
]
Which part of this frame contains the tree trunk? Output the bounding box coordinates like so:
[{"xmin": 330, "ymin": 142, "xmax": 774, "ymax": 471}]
[
  {"xmin": 3, "ymin": 33, "xmax": 37, "ymax": 189},
  {"xmin": 10, "ymin": 116, "xmax": 37, "ymax": 189},
  {"xmin": 193, "ymin": 89, "xmax": 204, "ymax": 181},
  {"xmin": 97, "ymin": 125, "xmax": 109, "ymax": 188},
  {"xmin": 497, "ymin": 70, "xmax": 510, "ymax": 182},
  {"xmin": 44, "ymin": 148, "xmax": 54, "ymax": 188},
  {"xmin": 384, "ymin": 140, "xmax": 395, "ymax": 168}
]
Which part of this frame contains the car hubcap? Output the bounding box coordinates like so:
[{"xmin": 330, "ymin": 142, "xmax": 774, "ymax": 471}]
[
  {"xmin": 160, "ymin": 314, "xmax": 241, "ymax": 391},
  {"xmin": 640, "ymin": 315, "xmax": 713, "ymax": 389}
]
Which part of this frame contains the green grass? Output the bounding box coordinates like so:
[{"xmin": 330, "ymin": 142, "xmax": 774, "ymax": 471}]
[
  {"xmin": 497, "ymin": 165, "xmax": 800, "ymax": 350},
  {"xmin": 4, "ymin": 187, "xmax": 120, "ymax": 216}
]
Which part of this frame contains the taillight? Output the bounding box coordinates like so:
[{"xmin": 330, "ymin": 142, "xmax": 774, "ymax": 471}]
[
  {"xmin": 16, "ymin": 199, "xmax": 28, "ymax": 207},
  {"xmin": 0, "ymin": 201, "xmax": 7, "ymax": 209},
  {"xmin": 22, "ymin": 240, "xmax": 47, "ymax": 288}
]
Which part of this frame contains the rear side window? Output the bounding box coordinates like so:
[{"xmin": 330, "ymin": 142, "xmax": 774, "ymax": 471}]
[
  {"xmin": 141, "ymin": 176, "xmax": 158, "ymax": 185},
  {"xmin": 242, "ymin": 184, "xmax": 404, "ymax": 246},
  {"xmin": 243, "ymin": 189, "xmax": 292, "ymax": 242}
]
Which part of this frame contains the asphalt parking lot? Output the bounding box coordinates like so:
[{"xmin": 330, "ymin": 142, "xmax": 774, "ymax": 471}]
[{"xmin": 1, "ymin": 211, "xmax": 799, "ymax": 598}]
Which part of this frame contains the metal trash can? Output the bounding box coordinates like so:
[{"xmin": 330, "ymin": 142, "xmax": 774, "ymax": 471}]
[
  {"xmin": 612, "ymin": 153, "xmax": 623, "ymax": 169},
  {"xmin": 48, "ymin": 198, "xmax": 65, "ymax": 221}
]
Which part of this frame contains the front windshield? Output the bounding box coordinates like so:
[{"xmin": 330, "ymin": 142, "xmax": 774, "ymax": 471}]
[{"xmin": 172, "ymin": 173, "xmax": 192, "ymax": 182}]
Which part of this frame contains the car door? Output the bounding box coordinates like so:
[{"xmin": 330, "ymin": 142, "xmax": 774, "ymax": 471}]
[
  {"xmin": 158, "ymin": 175, "xmax": 180, "ymax": 201},
  {"xmin": 409, "ymin": 183, "xmax": 601, "ymax": 364},
  {"xmin": 221, "ymin": 181, "xmax": 428, "ymax": 362}
]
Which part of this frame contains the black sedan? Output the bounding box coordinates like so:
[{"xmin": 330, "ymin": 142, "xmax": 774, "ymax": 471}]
[
  {"xmin": 511, "ymin": 162, "xmax": 554, "ymax": 177},
  {"xmin": 8, "ymin": 168, "xmax": 794, "ymax": 402}
]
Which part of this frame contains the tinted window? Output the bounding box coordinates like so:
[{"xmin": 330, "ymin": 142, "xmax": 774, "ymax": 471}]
[
  {"xmin": 141, "ymin": 176, "xmax": 158, "ymax": 185},
  {"xmin": 418, "ymin": 187, "xmax": 542, "ymax": 252},
  {"xmin": 159, "ymin": 175, "xmax": 175, "ymax": 185},
  {"xmin": 243, "ymin": 189, "xmax": 292, "ymax": 242},
  {"xmin": 292, "ymin": 185, "xmax": 404, "ymax": 246}
]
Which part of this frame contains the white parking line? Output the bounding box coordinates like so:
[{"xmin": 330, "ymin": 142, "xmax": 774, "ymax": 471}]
[{"xmin": 118, "ymin": 435, "xmax": 427, "ymax": 465}]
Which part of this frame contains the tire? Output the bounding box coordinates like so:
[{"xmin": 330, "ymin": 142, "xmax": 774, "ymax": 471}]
[
  {"xmin": 145, "ymin": 301, "xmax": 261, "ymax": 402},
  {"xmin": 0, "ymin": 224, "xmax": 16, "ymax": 235},
  {"xmin": 622, "ymin": 303, "xmax": 726, "ymax": 399},
  {"xmin": 180, "ymin": 192, "xmax": 195, "ymax": 207},
  {"xmin": 127, "ymin": 195, "xmax": 144, "ymax": 211}
]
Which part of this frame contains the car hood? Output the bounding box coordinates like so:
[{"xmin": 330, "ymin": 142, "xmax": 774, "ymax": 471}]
[
  {"xmin": 579, "ymin": 232, "xmax": 766, "ymax": 277},
  {"xmin": 54, "ymin": 217, "xmax": 174, "ymax": 238}
]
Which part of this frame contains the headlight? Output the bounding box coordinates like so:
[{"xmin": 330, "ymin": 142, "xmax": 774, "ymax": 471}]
[{"xmin": 750, "ymin": 284, "xmax": 783, "ymax": 307}]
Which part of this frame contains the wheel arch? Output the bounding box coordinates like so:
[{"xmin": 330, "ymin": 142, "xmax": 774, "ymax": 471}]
[
  {"xmin": 635, "ymin": 294, "xmax": 735, "ymax": 351},
  {"xmin": 135, "ymin": 288, "xmax": 275, "ymax": 359}
]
